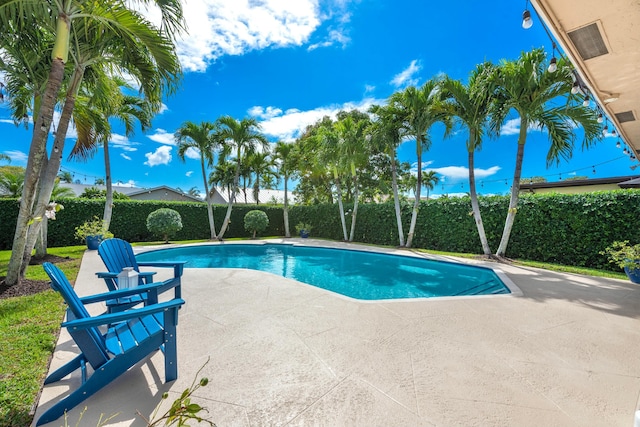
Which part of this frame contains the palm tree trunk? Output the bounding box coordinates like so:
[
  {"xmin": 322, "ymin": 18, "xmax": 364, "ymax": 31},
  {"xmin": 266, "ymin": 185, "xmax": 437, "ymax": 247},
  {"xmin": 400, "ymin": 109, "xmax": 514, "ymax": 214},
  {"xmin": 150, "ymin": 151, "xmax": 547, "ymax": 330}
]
[
  {"xmin": 103, "ymin": 139, "xmax": 114, "ymax": 228},
  {"xmin": 335, "ymin": 177, "xmax": 348, "ymax": 241},
  {"xmin": 405, "ymin": 142, "xmax": 422, "ymax": 248},
  {"xmin": 217, "ymin": 162, "xmax": 239, "ymax": 239},
  {"xmin": 35, "ymin": 218, "xmax": 47, "ymax": 258},
  {"xmin": 5, "ymin": 57, "xmax": 66, "ymax": 286},
  {"xmin": 496, "ymin": 122, "xmax": 527, "ymax": 257},
  {"xmin": 391, "ymin": 154, "xmax": 405, "ymax": 247},
  {"xmin": 22, "ymin": 66, "xmax": 84, "ymax": 271},
  {"xmin": 283, "ymin": 174, "xmax": 290, "ymax": 238},
  {"xmin": 468, "ymin": 149, "xmax": 492, "ymax": 255},
  {"xmin": 348, "ymin": 177, "xmax": 359, "ymax": 242},
  {"xmin": 201, "ymin": 157, "xmax": 216, "ymax": 239}
]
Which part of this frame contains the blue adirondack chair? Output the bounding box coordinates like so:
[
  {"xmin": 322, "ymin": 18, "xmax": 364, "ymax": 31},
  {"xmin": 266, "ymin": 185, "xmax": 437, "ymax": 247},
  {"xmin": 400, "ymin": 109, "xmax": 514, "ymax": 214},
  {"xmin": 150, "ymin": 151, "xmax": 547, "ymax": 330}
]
[
  {"xmin": 37, "ymin": 262, "xmax": 185, "ymax": 426},
  {"xmin": 97, "ymin": 238, "xmax": 186, "ymax": 312}
]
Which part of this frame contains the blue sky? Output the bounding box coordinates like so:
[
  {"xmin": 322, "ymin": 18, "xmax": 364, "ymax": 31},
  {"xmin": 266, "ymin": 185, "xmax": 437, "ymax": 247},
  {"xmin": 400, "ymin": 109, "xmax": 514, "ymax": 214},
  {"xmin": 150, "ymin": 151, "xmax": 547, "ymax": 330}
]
[{"xmin": 0, "ymin": 0, "xmax": 631, "ymax": 197}]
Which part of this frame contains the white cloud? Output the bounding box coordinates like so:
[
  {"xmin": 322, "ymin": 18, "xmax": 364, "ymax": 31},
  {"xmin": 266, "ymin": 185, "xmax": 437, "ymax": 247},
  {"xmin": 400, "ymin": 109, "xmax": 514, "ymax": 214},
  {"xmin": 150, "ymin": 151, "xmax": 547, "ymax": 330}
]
[
  {"xmin": 186, "ymin": 171, "xmax": 194, "ymax": 177},
  {"xmin": 110, "ymin": 134, "xmax": 140, "ymax": 152},
  {"xmin": 144, "ymin": 145, "xmax": 173, "ymax": 166},
  {"xmin": 364, "ymin": 84, "xmax": 375, "ymax": 94},
  {"xmin": 120, "ymin": 153, "xmax": 132, "ymax": 160},
  {"xmin": 429, "ymin": 165, "xmax": 502, "ymax": 180},
  {"xmin": 115, "ymin": 180, "xmax": 137, "ymax": 187},
  {"xmin": 139, "ymin": 0, "xmax": 350, "ymax": 72},
  {"xmin": 3, "ymin": 150, "xmax": 28, "ymax": 164},
  {"xmin": 307, "ymin": 28, "xmax": 350, "ymax": 51},
  {"xmin": 159, "ymin": 103, "xmax": 168, "ymax": 114},
  {"xmin": 185, "ymin": 147, "xmax": 201, "ymax": 160},
  {"xmin": 147, "ymin": 128, "xmax": 176, "ymax": 145},
  {"xmin": 248, "ymin": 105, "xmax": 283, "ymax": 119},
  {"xmin": 255, "ymin": 97, "xmax": 383, "ymax": 142},
  {"xmin": 391, "ymin": 60, "xmax": 421, "ymax": 88}
]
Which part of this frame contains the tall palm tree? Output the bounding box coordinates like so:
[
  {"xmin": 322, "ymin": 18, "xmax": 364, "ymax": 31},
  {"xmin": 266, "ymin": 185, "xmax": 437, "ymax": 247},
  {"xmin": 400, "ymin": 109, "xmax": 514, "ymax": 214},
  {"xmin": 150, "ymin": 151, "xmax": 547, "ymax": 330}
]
[
  {"xmin": 334, "ymin": 113, "xmax": 370, "ymax": 242},
  {"xmin": 209, "ymin": 159, "xmax": 236, "ymax": 202},
  {"xmin": 1, "ymin": 0, "xmax": 184, "ymax": 285},
  {"xmin": 442, "ymin": 63, "xmax": 497, "ymax": 255},
  {"xmin": 389, "ymin": 79, "xmax": 452, "ymax": 247},
  {"xmin": 175, "ymin": 121, "xmax": 220, "ymax": 240},
  {"xmin": 274, "ymin": 141, "xmax": 295, "ymax": 237},
  {"xmin": 215, "ymin": 116, "xmax": 269, "ymax": 239},
  {"xmin": 369, "ymin": 104, "xmax": 407, "ymax": 247},
  {"xmin": 58, "ymin": 171, "xmax": 72, "ymax": 183},
  {"xmin": 0, "ymin": 153, "xmax": 10, "ymax": 164},
  {"xmin": 0, "ymin": 169, "xmax": 24, "ymax": 197},
  {"xmin": 490, "ymin": 48, "xmax": 601, "ymax": 257}
]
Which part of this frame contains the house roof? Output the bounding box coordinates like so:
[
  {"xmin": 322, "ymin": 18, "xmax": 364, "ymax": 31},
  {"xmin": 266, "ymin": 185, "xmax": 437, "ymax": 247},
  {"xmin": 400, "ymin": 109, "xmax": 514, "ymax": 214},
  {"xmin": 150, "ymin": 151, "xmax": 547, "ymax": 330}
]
[
  {"xmin": 519, "ymin": 174, "xmax": 640, "ymax": 190},
  {"xmin": 127, "ymin": 185, "xmax": 203, "ymax": 202},
  {"xmin": 212, "ymin": 187, "xmax": 295, "ymax": 205}
]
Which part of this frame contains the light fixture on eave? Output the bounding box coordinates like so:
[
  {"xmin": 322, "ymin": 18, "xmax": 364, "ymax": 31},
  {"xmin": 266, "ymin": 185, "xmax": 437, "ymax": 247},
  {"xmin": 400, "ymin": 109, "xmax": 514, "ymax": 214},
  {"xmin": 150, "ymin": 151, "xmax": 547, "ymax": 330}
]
[
  {"xmin": 522, "ymin": 0, "xmax": 533, "ymax": 29},
  {"xmin": 583, "ymin": 94, "xmax": 590, "ymax": 107},
  {"xmin": 603, "ymin": 93, "xmax": 620, "ymax": 104}
]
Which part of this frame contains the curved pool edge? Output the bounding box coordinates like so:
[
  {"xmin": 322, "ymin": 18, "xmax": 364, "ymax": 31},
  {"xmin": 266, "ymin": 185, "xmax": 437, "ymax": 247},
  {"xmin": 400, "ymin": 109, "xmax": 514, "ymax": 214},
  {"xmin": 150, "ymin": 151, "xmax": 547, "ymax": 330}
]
[{"xmin": 133, "ymin": 238, "xmax": 523, "ymax": 301}]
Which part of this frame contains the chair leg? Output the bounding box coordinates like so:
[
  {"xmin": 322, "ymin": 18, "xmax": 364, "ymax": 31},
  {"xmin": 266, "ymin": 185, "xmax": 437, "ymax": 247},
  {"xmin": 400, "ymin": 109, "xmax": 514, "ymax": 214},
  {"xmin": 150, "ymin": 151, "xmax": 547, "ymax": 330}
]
[{"xmin": 44, "ymin": 354, "xmax": 86, "ymax": 385}]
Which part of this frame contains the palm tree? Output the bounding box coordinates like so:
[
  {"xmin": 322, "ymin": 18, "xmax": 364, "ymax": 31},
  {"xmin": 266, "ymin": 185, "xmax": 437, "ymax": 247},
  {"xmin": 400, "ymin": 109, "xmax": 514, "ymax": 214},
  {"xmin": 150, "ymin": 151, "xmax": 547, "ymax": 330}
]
[
  {"xmin": 175, "ymin": 121, "xmax": 220, "ymax": 240},
  {"xmin": 334, "ymin": 113, "xmax": 370, "ymax": 242},
  {"xmin": 441, "ymin": 63, "xmax": 497, "ymax": 255},
  {"xmin": 490, "ymin": 48, "xmax": 601, "ymax": 257},
  {"xmin": 0, "ymin": 153, "xmax": 10, "ymax": 164},
  {"xmin": 246, "ymin": 150, "xmax": 277, "ymax": 205},
  {"xmin": 1, "ymin": 0, "xmax": 184, "ymax": 285},
  {"xmin": 389, "ymin": 79, "xmax": 452, "ymax": 247},
  {"xmin": 0, "ymin": 169, "xmax": 25, "ymax": 197},
  {"xmin": 274, "ymin": 141, "xmax": 295, "ymax": 237},
  {"xmin": 369, "ymin": 104, "xmax": 406, "ymax": 246},
  {"xmin": 209, "ymin": 159, "xmax": 236, "ymax": 202},
  {"xmin": 187, "ymin": 186, "xmax": 200, "ymax": 198},
  {"xmin": 215, "ymin": 116, "xmax": 269, "ymax": 239},
  {"xmin": 423, "ymin": 170, "xmax": 439, "ymax": 200},
  {"xmin": 58, "ymin": 171, "xmax": 73, "ymax": 183}
]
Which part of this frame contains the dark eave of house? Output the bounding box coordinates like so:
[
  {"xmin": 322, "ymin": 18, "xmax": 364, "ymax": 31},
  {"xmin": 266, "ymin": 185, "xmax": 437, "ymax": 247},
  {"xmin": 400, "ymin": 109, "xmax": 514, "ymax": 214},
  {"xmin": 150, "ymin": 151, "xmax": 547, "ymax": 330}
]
[{"xmin": 520, "ymin": 175, "xmax": 640, "ymax": 190}]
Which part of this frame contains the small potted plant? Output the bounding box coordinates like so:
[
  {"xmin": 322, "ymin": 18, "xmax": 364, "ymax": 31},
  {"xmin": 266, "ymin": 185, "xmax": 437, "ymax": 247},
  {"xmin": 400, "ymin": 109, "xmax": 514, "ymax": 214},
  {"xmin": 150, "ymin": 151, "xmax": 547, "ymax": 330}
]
[
  {"xmin": 74, "ymin": 216, "xmax": 113, "ymax": 250},
  {"xmin": 295, "ymin": 222, "xmax": 313, "ymax": 238},
  {"xmin": 601, "ymin": 240, "xmax": 640, "ymax": 284}
]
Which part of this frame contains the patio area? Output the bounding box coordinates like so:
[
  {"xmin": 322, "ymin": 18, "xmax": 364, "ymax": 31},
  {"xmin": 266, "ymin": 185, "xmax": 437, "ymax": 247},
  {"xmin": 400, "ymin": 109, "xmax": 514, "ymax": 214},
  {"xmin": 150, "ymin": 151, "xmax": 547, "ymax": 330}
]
[{"xmin": 34, "ymin": 240, "xmax": 640, "ymax": 426}]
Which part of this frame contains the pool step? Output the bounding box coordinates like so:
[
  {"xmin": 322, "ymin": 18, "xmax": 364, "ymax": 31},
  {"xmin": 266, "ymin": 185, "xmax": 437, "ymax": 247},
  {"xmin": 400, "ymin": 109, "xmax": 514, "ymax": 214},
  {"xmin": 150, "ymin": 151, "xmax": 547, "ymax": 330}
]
[{"xmin": 455, "ymin": 280, "xmax": 509, "ymax": 296}]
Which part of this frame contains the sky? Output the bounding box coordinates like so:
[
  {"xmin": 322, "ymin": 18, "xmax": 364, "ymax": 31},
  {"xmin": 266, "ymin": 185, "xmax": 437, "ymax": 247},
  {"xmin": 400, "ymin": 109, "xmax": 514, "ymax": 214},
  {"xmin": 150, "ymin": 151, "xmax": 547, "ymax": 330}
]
[{"xmin": 0, "ymin": 0, "xmax": 634, "ymax": 197}]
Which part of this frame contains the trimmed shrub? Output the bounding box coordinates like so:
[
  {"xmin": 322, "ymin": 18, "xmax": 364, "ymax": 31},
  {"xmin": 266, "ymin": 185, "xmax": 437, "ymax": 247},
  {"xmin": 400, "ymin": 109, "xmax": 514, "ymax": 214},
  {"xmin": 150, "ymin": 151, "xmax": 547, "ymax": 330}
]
[
  {"xmin": 244, "ymin": 210, "xmax": 269, "ymax": 238},
  {"xmin": 146, "ymin": 208, "xmax": 183, "ymax": 243}
]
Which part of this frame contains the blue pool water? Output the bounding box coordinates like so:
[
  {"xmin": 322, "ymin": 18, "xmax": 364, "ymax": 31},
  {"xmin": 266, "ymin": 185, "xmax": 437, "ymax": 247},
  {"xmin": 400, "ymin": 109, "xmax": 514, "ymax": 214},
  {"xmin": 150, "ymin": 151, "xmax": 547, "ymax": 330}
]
[{"xmin": 136, "ymin": 244, "xmax": 510, "ymax": 300}]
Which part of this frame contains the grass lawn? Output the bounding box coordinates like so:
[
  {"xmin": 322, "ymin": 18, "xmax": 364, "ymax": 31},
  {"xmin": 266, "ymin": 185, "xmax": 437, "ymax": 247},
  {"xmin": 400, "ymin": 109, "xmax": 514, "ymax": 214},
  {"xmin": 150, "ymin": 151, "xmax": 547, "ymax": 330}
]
[{"xmin": 0, "ymin": 246, "xmax": 85, "ymax": 427}]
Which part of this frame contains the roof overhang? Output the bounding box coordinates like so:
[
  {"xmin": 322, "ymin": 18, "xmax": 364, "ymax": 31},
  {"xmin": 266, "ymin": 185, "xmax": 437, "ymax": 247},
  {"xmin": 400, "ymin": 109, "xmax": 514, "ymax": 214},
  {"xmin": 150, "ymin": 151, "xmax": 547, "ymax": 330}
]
[{"xmin": 532, "ymin": 0, "xmax": 640, "ymax": 161}]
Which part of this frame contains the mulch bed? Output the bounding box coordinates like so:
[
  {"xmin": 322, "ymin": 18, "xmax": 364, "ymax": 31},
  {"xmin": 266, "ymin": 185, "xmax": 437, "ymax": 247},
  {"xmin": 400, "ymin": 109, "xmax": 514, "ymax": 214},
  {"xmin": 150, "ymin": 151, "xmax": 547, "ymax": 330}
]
[{"xmin": 0, "ymin": 255, "xmax": 70, "ymax": 300}]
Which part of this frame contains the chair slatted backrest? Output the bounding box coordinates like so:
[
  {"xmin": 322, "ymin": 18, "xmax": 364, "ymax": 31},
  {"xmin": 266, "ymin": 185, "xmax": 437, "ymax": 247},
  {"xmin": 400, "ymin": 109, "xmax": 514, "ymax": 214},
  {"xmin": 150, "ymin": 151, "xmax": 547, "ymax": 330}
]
[
  {"xmin": 43, "ymin": 263, "xmax": 110, "ymax": 368},
  {"xmin": 98, "ymin": 238, "xmax": 139, "ymax": 274}
]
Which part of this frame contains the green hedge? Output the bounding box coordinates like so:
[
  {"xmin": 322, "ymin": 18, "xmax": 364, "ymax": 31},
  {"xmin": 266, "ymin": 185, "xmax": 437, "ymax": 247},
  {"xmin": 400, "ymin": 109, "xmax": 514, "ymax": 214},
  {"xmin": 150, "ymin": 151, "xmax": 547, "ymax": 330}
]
[{"xmin": 2, "ymin": 190, "xmax": 639, "ymax": 270}]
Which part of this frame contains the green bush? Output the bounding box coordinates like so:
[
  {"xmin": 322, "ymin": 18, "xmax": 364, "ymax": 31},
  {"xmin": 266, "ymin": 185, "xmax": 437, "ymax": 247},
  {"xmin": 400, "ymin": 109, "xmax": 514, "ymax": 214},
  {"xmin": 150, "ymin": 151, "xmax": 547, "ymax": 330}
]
[
  {"xmin": 146, "ymin": 208, "xmax": 183, "ymax": 243},
  {"xmin": 244, "ymin": 210, "xmax": 269, "ymax": 238}
]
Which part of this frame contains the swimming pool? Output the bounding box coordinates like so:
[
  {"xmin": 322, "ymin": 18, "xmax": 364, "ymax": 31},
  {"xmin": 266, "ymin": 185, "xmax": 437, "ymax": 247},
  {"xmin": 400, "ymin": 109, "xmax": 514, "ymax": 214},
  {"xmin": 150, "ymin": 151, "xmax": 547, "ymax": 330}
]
[{"xmin": 136, "ymin": 243, "xmax": 511, "ymax": 300}]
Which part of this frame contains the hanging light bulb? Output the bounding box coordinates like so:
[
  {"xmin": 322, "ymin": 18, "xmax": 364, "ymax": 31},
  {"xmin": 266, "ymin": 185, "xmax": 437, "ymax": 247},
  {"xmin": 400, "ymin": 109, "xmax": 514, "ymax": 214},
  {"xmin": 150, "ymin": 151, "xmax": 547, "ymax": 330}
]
[
  {"xmin": 623, "ymin": 147, "xmax": 629, "ymax": 155},
  {"xmin": 582, "ymin": 94, "xmax": 590, "ymax": 107},
  {"xmin": 53, "ymin": 145, "xmax": 59, "ymax": 153},
  {"xmin": 592, "ymin": 166, "xmax": 596, "ymax": 174},
  {"xmin": 597, "ymin": 113, "xmax": 603, "ymax": 123},
  {"xmin": 611, "ymin": 129, "xmax": 617, "ymax": 137},
  {"xmin": 547, "ymin": 43, "xmax": 557, "ymax": 73},
  {"xmin": 603, "ymin": 124, "xmax": 609, "ymax": 136},
  {"xmin": 616, "ymin": 140, "xmax": 621, "ymax": 148},
  {"xmin": 571, "ymin": 82, "xmax": 580, "ymax": 95},
  {"xmin": 522, "ymin": 9, "xmax": 533, "ymax": 29}
]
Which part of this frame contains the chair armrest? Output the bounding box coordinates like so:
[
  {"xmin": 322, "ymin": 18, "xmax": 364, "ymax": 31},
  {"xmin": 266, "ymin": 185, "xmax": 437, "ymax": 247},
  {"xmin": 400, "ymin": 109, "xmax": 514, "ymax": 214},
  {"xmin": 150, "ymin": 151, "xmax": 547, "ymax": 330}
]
[
  {"xmin": 96, "ymin": 272, "xmax": 118, "ymax": 279},
  {"xmin": 138, "ymin": 271, "xmax": 156, "ymax": 284},
  {"xmin": 79, "ymin": 279, "xmax": 176, "ymax": 305},
  {"xmin": 137, "ymin": 261, "xmax": 186, "ymax": 277},
  {"xmin": 63, "ymin": 298, "xmax": 185, "ymax": 330}
]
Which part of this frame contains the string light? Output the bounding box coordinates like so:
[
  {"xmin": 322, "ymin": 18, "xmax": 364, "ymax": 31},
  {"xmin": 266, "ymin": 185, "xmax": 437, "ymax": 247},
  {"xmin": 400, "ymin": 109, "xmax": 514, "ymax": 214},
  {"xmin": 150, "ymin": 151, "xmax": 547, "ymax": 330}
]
[
  {"xmin": 611, "ymin": 129, "xmax": 617, "ymax": 137},
  {"xmin": 616, "ymin": 139, "xmax": 621, "ymax": 148},
  {"xmin": 548, "ymin": 43, "xmax": 557, "ymax": 73},
  {"xmin": 582, "ymin": 94, "xmax": 590, "ymax": 107},
  {"xmin": 597, "ymin": 113, "xmax": 603, "ymax": 123},
  {"xmin": 592, "ymin": 166, "xmax": 596, "ymax": 174},
  {"xmin": 522, "ymin": 2, "xmax": 533, "ymax": 29},
  {"xmin": 571, "ymin": 82, "xmax": 580, "ymax": 95}
]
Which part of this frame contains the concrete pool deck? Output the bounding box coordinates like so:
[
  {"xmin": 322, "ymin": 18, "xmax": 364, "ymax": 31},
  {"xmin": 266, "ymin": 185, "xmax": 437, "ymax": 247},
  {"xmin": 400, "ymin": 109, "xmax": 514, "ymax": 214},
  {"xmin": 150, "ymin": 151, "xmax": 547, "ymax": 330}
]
[{"xmin": 34, "ymin": 239, "xmax": 640, "ymax": 426}]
